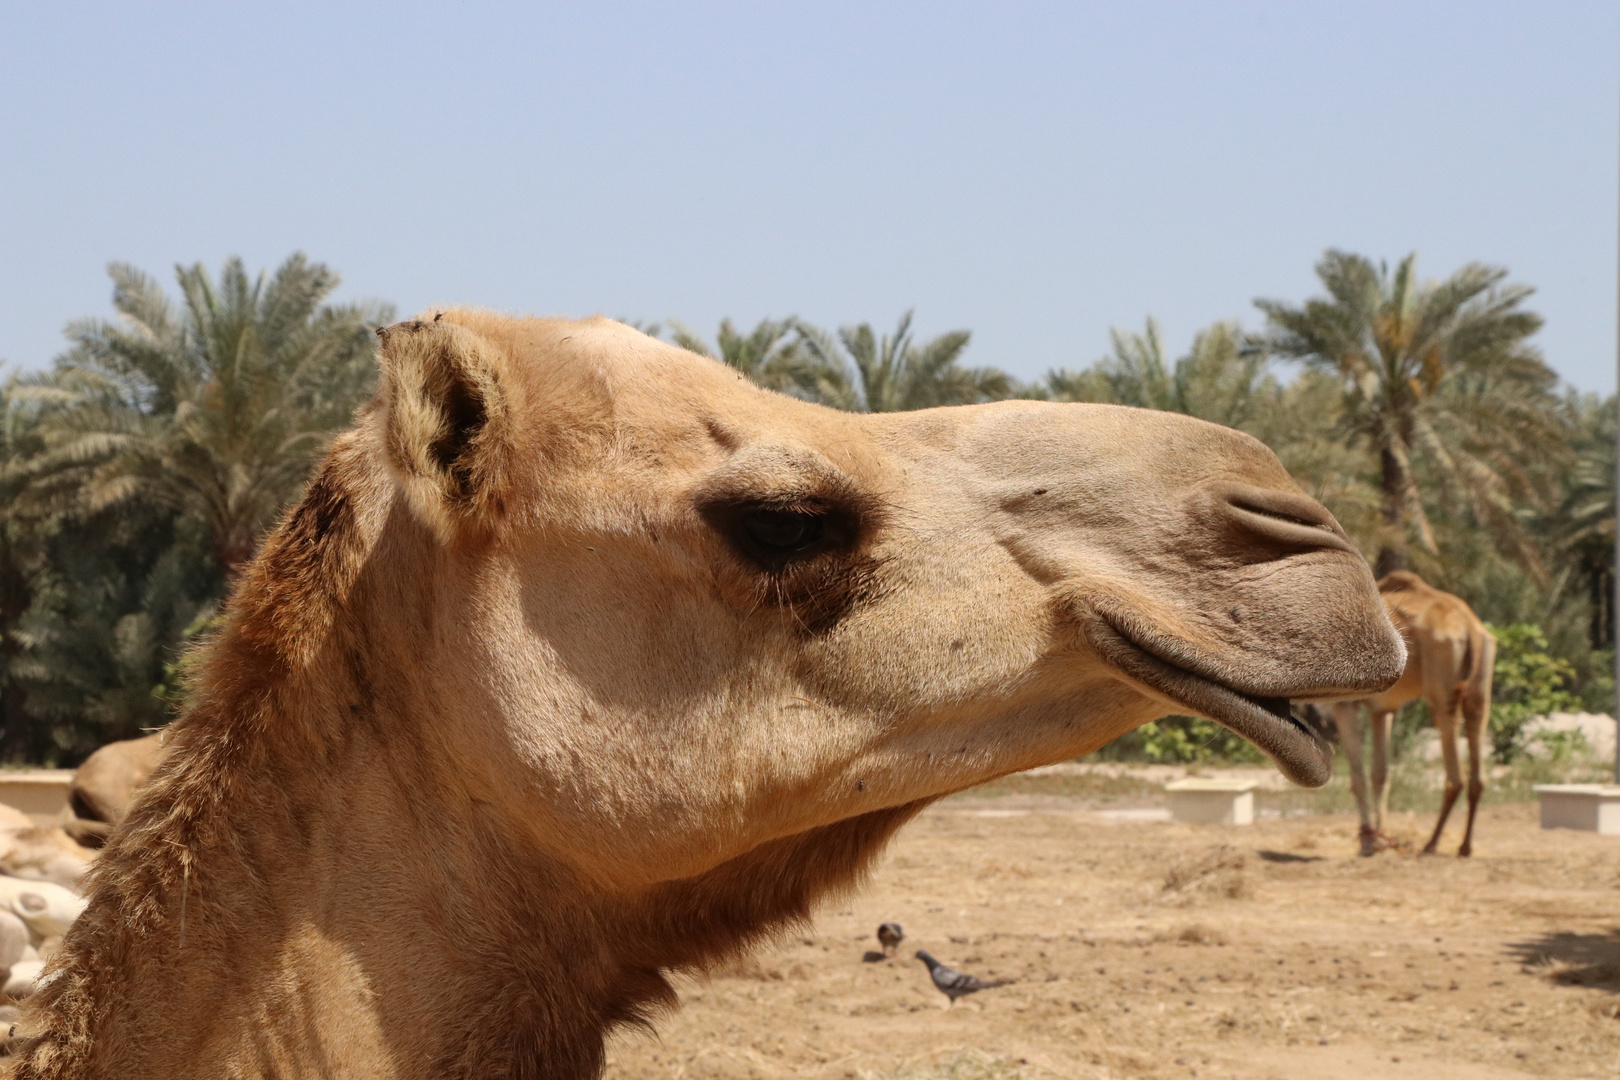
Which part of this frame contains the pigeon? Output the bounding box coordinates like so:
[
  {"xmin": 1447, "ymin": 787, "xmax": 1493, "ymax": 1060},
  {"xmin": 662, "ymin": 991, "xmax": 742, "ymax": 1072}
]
[
  {"xmin": 914, "ymin": 950, "xmax": 1008, "ymax": 1005},
  {"xmin": 876, "ymin": 922, "xmax": 904, "ymax": 957}
]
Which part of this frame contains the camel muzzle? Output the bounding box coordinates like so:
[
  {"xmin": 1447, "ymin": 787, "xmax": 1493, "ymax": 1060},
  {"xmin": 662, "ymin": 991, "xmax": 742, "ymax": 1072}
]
[{"xmin": 1083, "ymin": 607, "xmax": 1340, "ymax": 787}]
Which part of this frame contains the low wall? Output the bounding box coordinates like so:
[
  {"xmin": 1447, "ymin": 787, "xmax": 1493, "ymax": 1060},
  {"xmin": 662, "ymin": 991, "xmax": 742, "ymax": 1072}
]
[{"xmin": 0, "ymin": 771, "xmax": 74, "ymax": 825}]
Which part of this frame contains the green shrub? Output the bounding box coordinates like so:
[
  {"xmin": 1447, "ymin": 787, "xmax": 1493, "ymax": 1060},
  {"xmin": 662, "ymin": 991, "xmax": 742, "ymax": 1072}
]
[
  {"xmin": 1489, "ymin": 623, "xmax": 1582, "ymax": 763},
  {"xmin": 1091, "ymin": 714, "xmax": 1264, "ymax": 764}
]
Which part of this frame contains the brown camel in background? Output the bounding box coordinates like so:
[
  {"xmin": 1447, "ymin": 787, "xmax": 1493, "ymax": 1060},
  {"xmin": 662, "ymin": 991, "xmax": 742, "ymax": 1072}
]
[
  {"xmin": 1331, "ymin": 571, "xmax": 1495, "ymax": 858},
  {"xmin": 9, "ymin": 312, "xmax": 1404, "ymax": 1079},
  {"xmin": 60, "ymin": 734, "xmax": 170, "ymax": 848}
]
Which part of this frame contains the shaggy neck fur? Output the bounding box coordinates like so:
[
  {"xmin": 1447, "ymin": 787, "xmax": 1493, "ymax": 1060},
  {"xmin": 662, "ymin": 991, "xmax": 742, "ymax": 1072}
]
[{"xmin": 11, "ymin": 448, "xmax": 928, "ymax": 1080}]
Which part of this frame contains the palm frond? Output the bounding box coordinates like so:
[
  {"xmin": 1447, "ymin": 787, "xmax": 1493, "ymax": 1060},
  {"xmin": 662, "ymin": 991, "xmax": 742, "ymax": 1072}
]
[{"xmin": 1255, "ymin": 250, "xmax": 1559, "ymax": 577}]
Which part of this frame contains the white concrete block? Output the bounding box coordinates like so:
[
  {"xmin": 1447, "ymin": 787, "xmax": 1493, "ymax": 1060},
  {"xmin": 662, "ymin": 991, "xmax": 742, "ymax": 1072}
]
[
  {"xmin": 1533, "ymin": 784, "xmax": 1620, "ymax": 834},
  {"xmin": 1164, "ymin": 778, "xmax": 1257, "ymax": 825},
  {"xmin": 0, "ymin": 772, "xmax": 72, "ymax": 826}
]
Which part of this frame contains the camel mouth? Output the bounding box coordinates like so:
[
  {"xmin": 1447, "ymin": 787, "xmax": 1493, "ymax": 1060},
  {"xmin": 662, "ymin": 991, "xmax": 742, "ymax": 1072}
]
[{"xmin": 1087, "ymin": 616, "xmax": 1335, "ymax": 788}]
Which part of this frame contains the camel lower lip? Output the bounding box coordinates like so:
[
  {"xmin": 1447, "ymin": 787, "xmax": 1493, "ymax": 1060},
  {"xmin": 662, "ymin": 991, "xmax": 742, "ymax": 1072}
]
[{"xmin": 1088, "ymin": 617, "xmax": 1334, "ymax": 788}]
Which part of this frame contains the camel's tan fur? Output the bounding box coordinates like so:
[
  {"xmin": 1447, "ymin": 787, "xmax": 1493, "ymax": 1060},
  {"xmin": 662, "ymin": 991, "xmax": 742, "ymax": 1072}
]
[
  {"xmin": 9, "ymin": 312, "xmax": 1404, "ymax": 1078},
  {"xmin": 1331, "ymin": 571, "xmax": 1496, "ymax": 857}
]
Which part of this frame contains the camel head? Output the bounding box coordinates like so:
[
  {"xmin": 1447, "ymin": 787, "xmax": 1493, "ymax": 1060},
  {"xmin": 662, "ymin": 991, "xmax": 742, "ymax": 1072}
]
[
  {"xmin": 15, "ymin": 310, "xmax": 1408, "ymax": 1080},
  {"xmin": 340, "ymin": 311, "xmax": 1403, "ymax": 887}
]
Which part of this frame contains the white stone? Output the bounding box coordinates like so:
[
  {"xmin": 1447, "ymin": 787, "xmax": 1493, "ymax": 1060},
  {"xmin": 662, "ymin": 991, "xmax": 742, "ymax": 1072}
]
[
  {"xmin": 1164, "ymin": 778, "xmax": 1257, "ymax": 825},
  {"xmin": 1527, "ymin": 713, "xmax": 1618, "ymax": 760},
  {"xmin": 1533, "ymin": 784, "xmax": 1620, "ymax": 834},
  {"xmin": 3, "ymin": 959, "xmax": 45, "ymax": 998},
  {"xmin": 0, "ymin": 876, "xmax": 86, "ymax": 939},
  {"xmin": 1413, "ymin": 713, "xmax": 1618, "ymax": 762},
  {"xmin": 0, "ymin": 827, "xmax": 94, "ymax": 892},
  {"xmin": 0, "ymin": 912, "xmax": 27, "ymax": 971}
]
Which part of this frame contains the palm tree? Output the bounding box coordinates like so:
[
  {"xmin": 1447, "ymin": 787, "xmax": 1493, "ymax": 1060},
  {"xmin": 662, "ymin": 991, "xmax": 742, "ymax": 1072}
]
[
  {"xmin": 795, "ymin": 311, "xmax": 1008, "ymax": 412},
  {"xmin": 0, "ymin": 372, "xmax": 221, "ymax": 762},
  {"xmin": 1551, "ymin": 393, "xmax": 1615, "ymax": 649},
  {"xmin": 23, "ymin": 255, "xmax": 390, "ymax": 576},
  {"xmin": 0, "ymin": 378, "xmax": 46, "ymax": 759},
  {"xmin": 1255, "ymin": 251, "xmax": 1565, "ymax": 578},
  {"xmin": 1046, "ymin": 318, "xmax": 1276, "ymax": 430},
  {"xmin": 668, "ymin": 317, "xmax": 825, "ymax": 398},
  {"xmin": 1047, "ymin": 318, "xmax": 1174, "ymax": 409}
]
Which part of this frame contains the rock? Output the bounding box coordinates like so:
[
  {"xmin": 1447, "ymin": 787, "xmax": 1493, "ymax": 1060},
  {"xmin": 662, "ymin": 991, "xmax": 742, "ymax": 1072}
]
[
  {"xmin": 0, "ymin": 913, "xmax": 26, "ymax": 971},
  {"xmin": 70, "ymin": 732, "xmax": 168, "ymax": 826},
  {"xmin": 1526, "ymin": 712, "xmax": 1618, "ymax": 760},
  {"xmin": 0, "ymin": 877, "xmax": 86, "ymax": 940},
  {"xmin": 0, "ymin": 807, "xmax": 32, "ymax": 834},
  {"xmin": 4, "ymin": 959, "xmax": 45, "ymax": 998},
  {"xmin": 0, "ymin": 828, "xmax": 94, "ymax": 891}
]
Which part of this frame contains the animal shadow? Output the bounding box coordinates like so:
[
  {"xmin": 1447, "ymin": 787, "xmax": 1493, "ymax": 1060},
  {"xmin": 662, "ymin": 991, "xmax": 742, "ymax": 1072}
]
[
  {"xmin": 861, "ymin": 950, "xmax": 888, "ymax": 963},
  {"xmin": 1256, "ymin": 850, "xmax": 1324, "ymax": 864},
  {"xmin": 1507, "ymin": 929, "xmax": 1620, "ymax": 992}
]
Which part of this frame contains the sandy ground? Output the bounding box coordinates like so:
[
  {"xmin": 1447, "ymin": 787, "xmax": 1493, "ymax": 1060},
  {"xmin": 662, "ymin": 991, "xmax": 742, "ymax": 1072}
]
[{"xmin": 603, "ymin": 793, "xmax": 1620, "ymax": 1080}]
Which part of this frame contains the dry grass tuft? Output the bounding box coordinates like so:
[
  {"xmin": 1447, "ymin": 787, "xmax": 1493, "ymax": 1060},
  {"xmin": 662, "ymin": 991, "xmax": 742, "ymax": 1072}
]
[
  {"xmin": 1153, "ymin": 922, "xmax": 1229, "ymax": 946},
  {"xmin": 1161, "ymin": 845, "xmax": 1252, "ymax": 900},
  {"xmin": 859, "ymin": 1050, "xmax": 1032, "ymax": 1080},
  {"xmin": 701, "ymin": 955, "xmax": 808, "ymax": 982}
]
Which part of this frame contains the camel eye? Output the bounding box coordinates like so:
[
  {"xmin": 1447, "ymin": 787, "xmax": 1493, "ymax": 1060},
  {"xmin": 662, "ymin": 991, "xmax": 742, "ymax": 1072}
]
[
  {"xmin": 694, "ymin": 475, "xmax": 874, "ymax": 581},
  {"xmin": 742, "ymin": 508, "xmax": 824, "ymax": 553}
]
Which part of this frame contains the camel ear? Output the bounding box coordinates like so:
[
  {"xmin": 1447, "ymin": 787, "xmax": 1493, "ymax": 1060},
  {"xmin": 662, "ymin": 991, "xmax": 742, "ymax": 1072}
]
[{"xmin": 376, "ymin": 316, "xmax": 511, "ymax": 539}]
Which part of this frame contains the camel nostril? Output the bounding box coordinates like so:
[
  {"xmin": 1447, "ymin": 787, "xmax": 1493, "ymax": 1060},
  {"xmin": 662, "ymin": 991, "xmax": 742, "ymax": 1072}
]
[
  {"xmin": 1218, "ymin": 487, "xmax": 1354, "ymax": 557},
  {"xmin": 1226, "ymin": 490, "xmax": 1335, "ymax": 532},
  {"xmin": 1232, "ymin": 501, "xmax": 1322, "ymax": 530}
]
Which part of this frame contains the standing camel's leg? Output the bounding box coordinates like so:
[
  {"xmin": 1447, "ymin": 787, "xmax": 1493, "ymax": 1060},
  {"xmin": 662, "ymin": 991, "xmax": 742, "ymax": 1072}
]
[
  {"xmin": 1334, "ymin": 703, "xmax": 1376, "ymax": 856},
  {"xmin": 1422, "ymin": 703, "xmax": 1463, "ymax": 855},
  {"xmin": 1457, "ymin": 693, "xmax": 1488, "ymax": 857},
  {"xmin": 1369, "ymin": 709, "xmax": 1394, "ymax": 836}
]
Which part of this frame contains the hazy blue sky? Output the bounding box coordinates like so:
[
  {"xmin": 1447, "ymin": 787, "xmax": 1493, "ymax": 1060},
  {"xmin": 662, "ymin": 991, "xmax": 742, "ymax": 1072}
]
[{"xmin": 3, "ymin": 2, "xmax": 1615, "ymax": 390}]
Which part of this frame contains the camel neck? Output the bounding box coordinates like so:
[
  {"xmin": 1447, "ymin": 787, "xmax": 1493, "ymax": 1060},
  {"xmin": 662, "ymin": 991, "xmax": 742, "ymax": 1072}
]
[
  {"xmin": 12, "ymin": 463, "xmax": 633, "ymax": 1078},
  {"xmin": 22, "ymin": 698, "xmax": 632, "ymax": 1080},
  {"xmin": 19, "ymin": 677, "xmax": 937, "ymax": 1080}
]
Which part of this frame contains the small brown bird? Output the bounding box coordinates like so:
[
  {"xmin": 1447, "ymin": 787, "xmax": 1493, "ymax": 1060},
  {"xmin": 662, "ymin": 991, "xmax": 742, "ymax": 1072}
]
[{"xmin": 876, "ymin": 923, "xmax": 904, "ymax": 957}]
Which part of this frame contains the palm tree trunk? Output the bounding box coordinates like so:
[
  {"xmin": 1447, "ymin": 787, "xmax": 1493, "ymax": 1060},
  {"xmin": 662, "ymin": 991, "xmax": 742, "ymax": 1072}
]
[
  {"xmin": 1375, "ymin": 445, "xmax": 1406, "ymax": 578},
  {"xmin": 1590, "ymin": 560, "xmax": 1613, "ymax": 650}
]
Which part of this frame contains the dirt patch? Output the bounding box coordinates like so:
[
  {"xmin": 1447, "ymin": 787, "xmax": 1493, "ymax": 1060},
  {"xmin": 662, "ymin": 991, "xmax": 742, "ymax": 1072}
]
[{"xmin": 605, "ymin": 801, "xmax": 1620, "ymax": 1079}]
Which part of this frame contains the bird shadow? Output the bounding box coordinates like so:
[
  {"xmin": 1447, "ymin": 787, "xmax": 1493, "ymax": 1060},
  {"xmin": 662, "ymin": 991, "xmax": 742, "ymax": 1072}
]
[
  {"xmin": 1506, "ymin": 928, "xmax": 1620, "ymax": 992},
  {"xmin": 1256, "ymin": 850, "xmax": 1325, "ymax": 864},
  {"xmin": 861, "ymin": 950, "xmax": 888, "ymax": 964}
]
